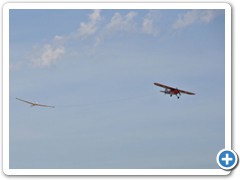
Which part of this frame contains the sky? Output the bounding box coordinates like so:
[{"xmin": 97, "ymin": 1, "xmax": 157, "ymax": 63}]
[{"xmin": 9, "ymin": 9, "xmax": 225, "ymax": 169}]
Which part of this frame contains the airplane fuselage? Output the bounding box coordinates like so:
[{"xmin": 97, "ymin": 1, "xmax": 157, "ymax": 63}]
[{"xmin": 160, "ymin": 88, "xmax": 181, "ymax": 98}]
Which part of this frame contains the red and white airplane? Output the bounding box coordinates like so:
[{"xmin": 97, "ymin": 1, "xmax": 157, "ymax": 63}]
[{"xmin": 154, "ymin": 82, "xmax": 195, "ymax": 99}]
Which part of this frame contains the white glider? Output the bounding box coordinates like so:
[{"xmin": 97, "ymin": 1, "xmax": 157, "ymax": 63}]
[{"xmin": 16, "ymin": 98, "xmax": 55, "ymax": 108}]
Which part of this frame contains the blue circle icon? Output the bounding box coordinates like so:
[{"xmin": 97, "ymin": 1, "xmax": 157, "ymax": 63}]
[{"xmin": 216, "ymin": 149, "xmax": 238, "ymax": 170}]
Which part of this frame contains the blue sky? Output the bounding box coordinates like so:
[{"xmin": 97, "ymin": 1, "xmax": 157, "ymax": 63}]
[{"xmin": 9, "ymin": 9, "xmax": 225, "ymax": 169}]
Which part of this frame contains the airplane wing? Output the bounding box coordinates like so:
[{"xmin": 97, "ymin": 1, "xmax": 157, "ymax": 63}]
[
  {"xmin": 153, "ymin": 82, "xmax": 175, "ymax": 90},
  {"xmin": 178, "ymin": 89, "xmax": 195, "ymax": 95},
  {"xmin": 16, "ymin": 98, "xmax": 55, "ymax": 108},
  {"xmin": 154, "ymin": 83, "xmax": 195, "ymax": 95}
]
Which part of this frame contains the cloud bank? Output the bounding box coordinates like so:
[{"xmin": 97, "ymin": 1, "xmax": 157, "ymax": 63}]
[
  {"xmin": 30, "ymin": 9, "xmax": 221, "ymax": 68},
  {"xmin": 173, "ymin": 10, "xmax": 220, "ymax": 29}
]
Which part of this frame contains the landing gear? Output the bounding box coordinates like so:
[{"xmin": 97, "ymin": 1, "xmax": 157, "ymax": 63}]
[{"xmin": 177, "ymin": 92, "xmax": 181, "ymax": 99}]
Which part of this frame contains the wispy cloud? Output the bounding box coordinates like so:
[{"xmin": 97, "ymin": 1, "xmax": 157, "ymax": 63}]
[
  {"xmin": 31, "ymin": 44, "xmax": 65, "ymax": 67},
  {"xmin": 141, "ymin": 11, "xmax": 159, "ymax": 36},
  {"xmin": 97, "ymin": 11, "xmax": 160, "ymax": 46},
  {"xmin": 76, "ymin": 10, "xmax": 101, "ymax": 38},
  {"xmin": 92, "ymin": 11, "xmax": 138, "ymax": 47},
  {"xmin": 30, "ymin": 10, "xmax": 221, "ymax": 68},
  {"xmin": 199, "ymin": 10, "xmax": 218, "ymax": 23},
  {"xmin": 106, "ymin": 11, "xmax": 138, "ymax": 32},
  {"xmin": 173, "ymin": 10, "xmax": 220, "ymax": 29},
  {"xmin": 30, "ymin": 10, "xmax": 101, "ymax": 68},
  {"xmin": 10, "ymin": 62, "xmax": 21, "ymax": 71}
]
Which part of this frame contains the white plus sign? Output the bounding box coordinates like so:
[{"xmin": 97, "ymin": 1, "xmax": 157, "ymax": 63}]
[{"xmin": 222, "ymin": 153, "xmax": 233, "ymax": 165}]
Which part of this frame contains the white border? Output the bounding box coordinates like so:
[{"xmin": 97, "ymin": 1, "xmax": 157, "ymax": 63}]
[{"xmin": 2, "ymin": 2, "xmax": 231, "ymax": 176}]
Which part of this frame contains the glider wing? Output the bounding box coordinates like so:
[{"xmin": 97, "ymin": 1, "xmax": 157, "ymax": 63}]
[{"xmin": 16, "ymin": 98, "xmax": 55, "ymax": 108}]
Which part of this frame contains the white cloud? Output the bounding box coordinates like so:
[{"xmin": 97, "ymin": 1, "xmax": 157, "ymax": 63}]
[
  {"xmin": 106, "ymin": 11, "xmax": 137, "ymax": 32},
  {"xmin": 173, "ymin": 10, "xmax": 199, "ymax": 29},
  {"xmin": 200, "ymin": 10, "xmax": 217, "ymax": 23},
  {"xmin": 32, "ymin": 44, "xmax": 65, "ymax": 67},
  {"xmin": 142, "ymin": 12, "xmax": 159, "ymax": 36},
  {"xmin": 92, "ymin": 11, "xmax": 138, "ymax": 47},
  {"xmin": 173, "ymin": 10, "xmax": 219, "ymax": 29},
  {"xmin": 76, "ymin": 10, "xmax": 101, "ymax": 38},
  {"xmin": 30, "ymin": 10, "xmax": 101, "ymax": 68},
  {"xmin": 54, "ymin": 35, "xmax": 64, "ymax": 42}
]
